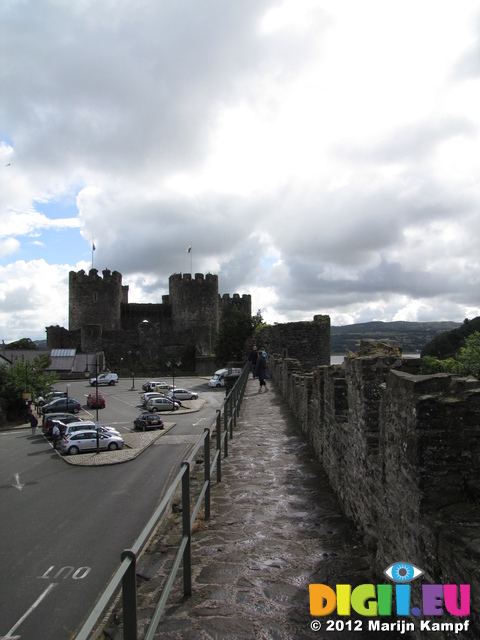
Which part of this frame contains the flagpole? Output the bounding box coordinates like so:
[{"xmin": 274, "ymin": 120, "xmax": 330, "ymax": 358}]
[
  {"xmin": 92, "ymin": 238, "xmax": 95, "ymax": 270},
  {"xmin": 187, "ymin": 243, "xmax": 192, "ymax": 274}
]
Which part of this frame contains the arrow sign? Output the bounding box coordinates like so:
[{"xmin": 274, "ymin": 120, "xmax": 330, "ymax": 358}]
[
  {"xmin": 12, "ymin": 474, "xmax": 24, "ymax": 491},
  {"xmin": 1, "ymin": 583, "xmax": 57, "ymax": 639}
]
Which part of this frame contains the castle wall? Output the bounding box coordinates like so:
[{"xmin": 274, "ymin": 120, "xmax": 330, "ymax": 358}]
[
  {"xmin": 219, "ymin": 292, "xmax": 252, "ymax": 319},
  {"xmin": 47, "ymin": 325, "xmax": 81, "ymax": 349},
  {"xmin": 169, "ymin": 273, "xmax": 219, "ymax": 356},
  {"xmin": 120, "ymin": 302, "xmax": 172, "ymax": 331},
  {"xmin": 69, "ymin": 269, "xmax": 123, "ymax": 331},
  {"xmin": 270, "ymin": 355, "xmax": 480, "ymax": 639},
  {"xmin": 257, "ymin": 314, "xmax": 330, "ymax": 371}
]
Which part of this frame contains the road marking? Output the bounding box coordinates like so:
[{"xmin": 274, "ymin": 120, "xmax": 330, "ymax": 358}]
[
  {"xmin": 12, "ymin": 474, "xmax": 24, "ymax": 491},
  {"xmin": 1, "ymin": 583, "xmax": 57, "ymax": 639}
]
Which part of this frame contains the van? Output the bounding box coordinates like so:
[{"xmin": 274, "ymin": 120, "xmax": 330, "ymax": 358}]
[{"xmin": 208, "ymin": 368, "xmax": 228, "ymax": 388}]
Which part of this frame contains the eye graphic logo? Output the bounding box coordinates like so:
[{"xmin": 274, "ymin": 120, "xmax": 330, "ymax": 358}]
[{"xmin": 384, "ymin": 562, "xmax": 424, "ymax": 583}]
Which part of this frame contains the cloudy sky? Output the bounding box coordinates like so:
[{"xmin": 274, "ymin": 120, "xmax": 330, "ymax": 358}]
[{"xmin": 1, "ymin": 0, "xmax": 480, "ymax": 343}]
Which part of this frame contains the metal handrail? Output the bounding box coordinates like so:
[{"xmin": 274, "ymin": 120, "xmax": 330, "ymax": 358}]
[{"xmin": 75, "ymin": 363, "xmax": 249, "ymax": 640}]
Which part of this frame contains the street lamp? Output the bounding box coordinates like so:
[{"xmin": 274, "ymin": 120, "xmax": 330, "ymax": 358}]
[{"xmin": 166, "ymin": 359, "xmax": 181, "ymax": 409}]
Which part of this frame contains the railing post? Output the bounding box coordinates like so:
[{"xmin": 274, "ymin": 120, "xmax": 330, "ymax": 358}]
[
  {"xmin": 121, "ymin": 549, "xmax": 138, "ymax": 640},
  {"xmin": 181, "ymin": 461, "xmax": 192, "ymax": 596},
  {"xmin": 204, "ymin": 427, "xmax": 211, "ymax": 521},
  {"xmin": 223, "ymin": 397, "xmax": 229, "ymax": 457},
  {"xmin": 216, "ymin": 410, "xmax": 222, "ymax": 482}
]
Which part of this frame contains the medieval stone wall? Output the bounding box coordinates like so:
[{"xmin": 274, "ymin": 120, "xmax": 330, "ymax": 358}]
[
  {"xmin": 69, "ymin": 269, "xmax": 123, "ymax": 331},
  {"xmin": 257, "ymin": 314, "xmax": 330, "ymax": 371},
  {"xmin": 270, "ymin": 355, "xmax": 479, "ymax": 639},
  {"xmin": 219, "ymin": 292, "xmax": 252, "ymax": 319},
  {"xmin": 169, "ymin": 273, "xmax": 219, "ymax": 356}
]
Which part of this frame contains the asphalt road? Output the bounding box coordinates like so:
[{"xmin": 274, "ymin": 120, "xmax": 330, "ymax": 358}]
[{"xmin": 0, "ymin": 376, "xmax": 225, "ymax": 640}]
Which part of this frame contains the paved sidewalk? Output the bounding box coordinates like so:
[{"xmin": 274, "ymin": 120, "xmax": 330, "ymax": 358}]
[{"xmin": 112, "ymin": 378, "xmax": 412, "ymax": 640}]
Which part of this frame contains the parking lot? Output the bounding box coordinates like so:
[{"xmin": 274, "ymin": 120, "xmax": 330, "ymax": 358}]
[{"xmin": 40, "ymin": 375, "xmax": 223, "ymax": 438}]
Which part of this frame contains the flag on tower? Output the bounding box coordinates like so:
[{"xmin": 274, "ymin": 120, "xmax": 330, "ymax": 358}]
[{"xmin": 186, "ymin": 245, "xmax": 191, "ymax": 253}]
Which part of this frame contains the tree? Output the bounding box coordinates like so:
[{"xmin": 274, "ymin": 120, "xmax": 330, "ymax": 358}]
[
  {"xmin": 215, "ymin": 308, "xmax": 254, "ymax": 366},
  {"xmin": 419, "ymin": 331, "xmax": 480, "ymax": 378},
  {"xmin": 458, "ymin": 331, "xmax": 480, "ymax": 377},
  {"xmin": 0, "ymin": 354, "xmax": 58, "ymax": 407},
  {"xmin": 252, "ymin": 309, "xmax": 265, "ymax": 332},
  {"xmin": 4, "ymin": 337, "xmax": 38, "ymax": 350}
]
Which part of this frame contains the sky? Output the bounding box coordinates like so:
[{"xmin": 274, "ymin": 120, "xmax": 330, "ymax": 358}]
[{"xmin": 1, "ymin": 0, "xmax": 480, "ymax": 343}]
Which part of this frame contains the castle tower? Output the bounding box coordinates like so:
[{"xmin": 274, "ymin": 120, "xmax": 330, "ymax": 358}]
[
  {"xmin": 69, "ymin": 269, "xmax": 124, "ymax": 332},
  {"xmin": 169, "ymin": 273, "xmax": 219, "ymax": 355}
]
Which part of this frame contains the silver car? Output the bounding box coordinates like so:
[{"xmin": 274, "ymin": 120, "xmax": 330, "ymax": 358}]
[
  {"xmin": 167, "ymin": 388, "xmax": 198, "ymax": 401},
  {"xmin": 146, "ymin": 396, "xmax": 180, "ymax": 412},
  {"xmin": 61, "ymin": 421, "xmax": 121, "ymax": 438},
  {"xmin": 60, "ymin": 430, "xmax": 125, "ymax": 455},
  {"xmin": 140, "ymin": 392, "xmax": 164, "ymax": 406}
]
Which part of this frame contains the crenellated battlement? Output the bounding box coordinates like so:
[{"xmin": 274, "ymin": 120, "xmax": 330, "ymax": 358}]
[
  {"xmin": 169, "ymin": 272, "xmax": 218, "ymax": 285},
  {"xmin": 220, "ymin": 293, "xmax": 251, "ymax": 301},
  {"xmin": 69, "ymin": 268, "xmax": 123, "ymax": 285}
]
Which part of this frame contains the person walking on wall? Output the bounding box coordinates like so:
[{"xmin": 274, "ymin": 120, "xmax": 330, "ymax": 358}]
[
  {"xmin": 249, "ymin": 346, "xmax": 258, "ymax": 378},
  {"xmin": 255, "ymin": 350, "xmax": 268, "ymax": 392}
]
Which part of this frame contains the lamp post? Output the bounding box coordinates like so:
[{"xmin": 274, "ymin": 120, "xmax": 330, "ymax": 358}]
[{"xmin": 166, "ymin": 359, "xmax": 181, "ymax": 410}]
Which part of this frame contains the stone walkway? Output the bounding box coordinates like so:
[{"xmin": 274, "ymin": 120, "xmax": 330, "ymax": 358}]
[{"xmin": 105, "ymin": 379, "xmax": 413, "ymax": 640}]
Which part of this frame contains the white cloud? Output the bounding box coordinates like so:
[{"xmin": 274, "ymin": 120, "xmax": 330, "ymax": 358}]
[{"xmin": 1, "ymin": 0, "xmax": 480, "ymax": 341}]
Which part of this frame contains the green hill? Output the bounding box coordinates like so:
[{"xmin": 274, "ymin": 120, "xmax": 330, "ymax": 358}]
[{"xmin": 331, "ymin": 321, "xmax": 461, "ymax": 355}]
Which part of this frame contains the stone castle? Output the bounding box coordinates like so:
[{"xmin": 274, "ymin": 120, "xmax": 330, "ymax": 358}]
[{"xmin": 47, "ymin": 269, "xmax": 251, "ymax": 374}]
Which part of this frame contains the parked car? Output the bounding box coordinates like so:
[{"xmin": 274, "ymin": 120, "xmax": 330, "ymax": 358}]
[
  {"xmin": 167, "ymin": 389, "xmax": 198, "ymax": 401},
  {"xmin": 134, "ymin": 413, "xmax": 164, "ymax": 431},
  {"xmin": 146, "ymin": 397, "xmax": 181, "ymax": 412},
  {"xmin": 35, "ymin": 390, "xmax": 67, "ymax": 406},
  {"xmin": 140, "ymin": 392, "xmax": 164, "ymax": 406},
  {"xmin": 141, "ymin": 381, "xmax": 170, "ymax": 392},
  {"xmin": 61, "ymin": 421, "xmax": 121, "ymax": 438},
  {"xmin": 87, "ymin": 392, "xmax": 106, "ymax": 408},
  {"xmin": 42, "ymin": 413, "xmax": 85, "ymax": 436},
  {"xmin": 42, "ymin": 397, "xmax": 82, "ymax": 415},
  {"xmin": 60, "ymin": 430, "xmax": 125, "ymax": 455},
  {"xmin": 89, "ymin": 372, "xmax": 118, "ymax": 386}
]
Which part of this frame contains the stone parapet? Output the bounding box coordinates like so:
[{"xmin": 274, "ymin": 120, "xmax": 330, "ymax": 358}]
[{"xmin": 269, "ymin": 355, "xmax": 480, "ymax": 639}]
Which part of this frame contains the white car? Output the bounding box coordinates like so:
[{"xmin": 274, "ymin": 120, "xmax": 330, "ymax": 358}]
[
  {"xmin": 89, "ymin": 373, "xmax": 118, "ymax": 386},
  {"xmin": 60, "ymin": 421, "xmax": 121, "ymax": 438}
]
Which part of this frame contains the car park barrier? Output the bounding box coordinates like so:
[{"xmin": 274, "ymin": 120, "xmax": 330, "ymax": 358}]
[{"xmin": 75, "ymin": 362, "xmax": 249, "ymax": 640}]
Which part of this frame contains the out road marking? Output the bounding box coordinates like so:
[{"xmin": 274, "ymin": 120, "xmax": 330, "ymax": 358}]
[
  {"xmin": 1, "ymin": 583, "xmax": 57, "ymax": 639},
  {"xmin": 12, "ymin": 474, "xmax": 24, "ymax": 491}
]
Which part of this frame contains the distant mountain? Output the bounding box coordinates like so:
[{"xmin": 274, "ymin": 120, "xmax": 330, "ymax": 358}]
[{"xmin": 330, "ymin": 321, "xmax": 461, "ymax": 355}]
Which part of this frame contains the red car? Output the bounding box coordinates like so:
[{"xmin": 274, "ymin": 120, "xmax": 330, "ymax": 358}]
[{"xmin": 87, "ymin": 392, "xmax": 106, "ymax": 409}]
